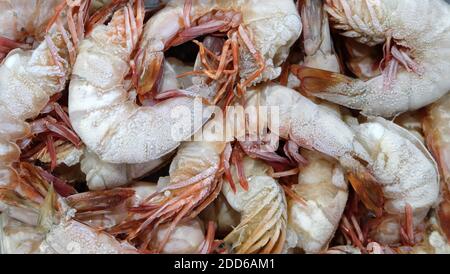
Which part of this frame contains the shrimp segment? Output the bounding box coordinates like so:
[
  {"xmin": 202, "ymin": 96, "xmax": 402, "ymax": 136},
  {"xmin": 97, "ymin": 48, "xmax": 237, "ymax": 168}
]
[
  {"xmin": 222, "ymin": 157, "xmax": 287, "ymax": 254},
  {"xmin": 69, "ymin": 0, "xmax": 214, "ymax": 164},
  {"xmin": 293, "ymin": 0, "xmax": 450, "ymax": 117},
  {"xmin": 354, "ymin": 117, "xmax": 440, "ymax": 244},
  {"xmin": 1, "ymin": 1, "xmax": 89, "ymax": 202},
  {"xmin": 286, "ymin": 150, "xmax": 348, "ymax": 254}
]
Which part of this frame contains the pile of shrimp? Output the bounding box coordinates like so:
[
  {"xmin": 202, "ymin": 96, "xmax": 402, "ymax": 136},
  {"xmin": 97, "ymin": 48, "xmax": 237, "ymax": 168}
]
[{"xmin": 1, "ymin": 0, "xmax": 450, "ymax": 254}]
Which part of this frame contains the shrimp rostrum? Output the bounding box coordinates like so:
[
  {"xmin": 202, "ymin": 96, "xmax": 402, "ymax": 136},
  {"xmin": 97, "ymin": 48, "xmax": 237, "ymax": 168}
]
[{"xmin": 293, "ymin": 0, "xmax": 450, "ymax": 117}]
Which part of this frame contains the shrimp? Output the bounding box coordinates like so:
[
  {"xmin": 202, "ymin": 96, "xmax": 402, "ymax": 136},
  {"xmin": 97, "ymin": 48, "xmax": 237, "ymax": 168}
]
[
  {"xmin": 0, "ymin": 1, "xmax": 90, "ymax": 203},
  {"xmin": 222, "ymin": 157, "xmax": 287, "ymax": 254},
  {"xmin": 1, "ymin": 178, "xmax": 138, "ymax": 254},
  {"xmin": 285, "ymin": 150, "xmax": 348, "ymax": 254},
  {"xmin": 353, "ymin": 117, "xmax": 439, "ymax": 245},
  {"xmin": 69, "ymin": 0, "xmax": 216, "ymax": 166},
  {"xmin": 136, "ymin": 0, "xmax": 302, "ymax": 101},
  {"xmin": 69, "ymin": 181, "xmax": 208, "ymax": 253},
  {"xmin": 248, "ymin": 84, "xmax": 439, "ymax": 245},
  {"xmin": 108, "ymin": 119, "xmax": 227, "ymax": 252},
  {"xmin": 293, "ymin": 0, "xmax": 450, "ymax": 117},
  {"xmin": 66, "ymin": 183, "xmax": 207, "ymax": 254},
  {"xmin": 78, "ymin": 58, "xmax": 192, "ymax": 190},
  {"xmin": 39, "ymin": 191, "xmax": 138, "ymax": 254},
  {"xmin": 423, "ymin": 93, "xmax": 450, "ymax": 241},
  {"xmin": 246, "ymin": 83, "xmax": 374, "ymax": 188}
]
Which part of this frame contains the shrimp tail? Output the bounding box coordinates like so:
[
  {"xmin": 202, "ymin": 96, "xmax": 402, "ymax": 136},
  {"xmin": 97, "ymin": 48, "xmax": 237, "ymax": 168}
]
[
  {"xmin": 291, "ymin": 65, "xmax": 352, "ymax": 93},
  {"xmin": 343, "ymin": 156, "xmax": 384, "ymax": 218}
]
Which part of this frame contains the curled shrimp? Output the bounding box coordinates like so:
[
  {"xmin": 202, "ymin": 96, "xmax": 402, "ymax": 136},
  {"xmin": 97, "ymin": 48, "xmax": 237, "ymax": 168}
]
[
  {"xmin": 222, "ymin": 157, "xmax": 287, "ymax": 254},
  {"xmin": 285, "ymin": 150, "xmax": 348, "ymax": 254},
  {"xmin": 107, "ymin": 119, "xmax": 226, "ymax": 252},
  {"xmin": 78, "ymin": 58, "xmax": 192, "ymax": 190},
  {"xmin": 293, "ymin": 0, "xmax": 450, "ymax": 117},
  {"xmin": 247, "ymin": 84, "xmax": 439, "ymax": 245},
  {"xmin": 1, "ymin": 1, "xmax": 90, "ymax": 204},
  {"xmin": 353, "ymin": 117, "xmax": 439, "ymax": 245},
  {"xmin": 69, "ymin": 0, "xmax": 215, "ymax": 166},
  {"xmin": 423, "ymin": 93, "xmax": 450, "ymax": 241}
]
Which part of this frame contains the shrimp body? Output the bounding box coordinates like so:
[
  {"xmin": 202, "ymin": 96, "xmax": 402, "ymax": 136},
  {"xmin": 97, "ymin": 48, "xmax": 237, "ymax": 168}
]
[
  {"xmin": 286, "ymin": 150, "xmax": 348, "ymax": 254},
  {"xmin": 355, "ymin": 117, "xmax": 439, "ymax": 244},
  {"xmin": 69, "ymin": 1, "xmax": 213, "ymax": 164},
  {"xmin": 0, "ymin": 1, "xmax": 87, "ymax": 201},
  {"xmin": 295, "ymin": 0, "xmax": 450, "ymax": 117},
  {"xmin": 222, "ymin": 157, "xmax": 287, "ymax": 254}
]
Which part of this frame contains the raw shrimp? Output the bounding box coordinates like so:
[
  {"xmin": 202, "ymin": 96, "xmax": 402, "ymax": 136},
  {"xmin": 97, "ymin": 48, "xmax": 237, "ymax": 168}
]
[
  {"xmin": 66, "ymin": 184, "xmax": 206, "ymax": 254},
  {"xmin": 76, "ymin": 181, "xmax": 209, "ymax": 253},
  {"xmin": 286, "ymin": 150, "xmax": 348, "ymax": 254},
  {"xmin": 222, "ymin": 157, "xmax": 287, "ymax": 254},
  {"xmin": 353, "ymin": 117, "xmax": 439, "ymax": 245},
  {"xmin": 423, "ymin": 93, "xmax": 450, "ymax": 241},
  {"xmin": 39, "ymin": 189, "xmax": 138, "ymax": 254},
  {"xmin": 1, "ymin": 179, "xmax": 137, "ymax": 254},
  {"xmin": 293, "ymin": 0, "xmax": 450, "ymax": 117},
  {"xmin": 136, "ymin": 0, "xmax": 302, "ymax": 100},
  {"xmin": 108, "ymin": 119, "xmax": 227, "ymax": 252},
  {"xmin": 248, "ymin": 84, "xmax": 439, "ymax": 245},
  {"xmin": 79, "ymin": 58, "xmax": 192, "ymax": 190},
  {"xmin": 0, "ymin": 1, "xmax": 90, "ymax": 202},
  {"xmin": 69, "ymin": 0, "xmax": 213, "ymax": 165}
]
